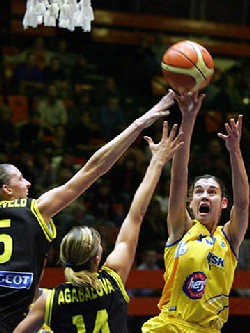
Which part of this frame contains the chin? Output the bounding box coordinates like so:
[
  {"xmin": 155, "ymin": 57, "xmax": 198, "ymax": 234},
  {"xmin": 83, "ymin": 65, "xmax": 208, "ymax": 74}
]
[{"xmin": 198, "ymin": 215, "xmax": 210, "ymax": 224}]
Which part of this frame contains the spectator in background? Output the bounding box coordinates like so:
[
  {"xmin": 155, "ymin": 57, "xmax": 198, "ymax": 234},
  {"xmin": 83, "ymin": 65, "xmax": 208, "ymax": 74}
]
[
  {"xmin": 37, "ymin": 84, "xmax": 68, "ymax": 134},
  {"xmin": 68, "ymin": 110, "xmax": 100, "ymax": 157},
  {"xmin": 96, "ymin": 76, "xmax": 122, "ymax": 106},
  {"xmin": 11, "ymin": 51, "xmax": 44, "ymax": 97},
  {"xmin": 43, "ymin": 56, "xmax": 69, "ymax": 98},
  {"xmin": 54, "ymin": 39, "xmax": 76, "ymax": 80},
  {"xmin": 207, "ymin": 138, "xmax": 231, "ymax": 189},
  {"xmin": 7, "ymin": 37, "xmax": 53, "ymax": 70},
  {"xmin": 42, "ymin": 124, "xmax": 70, "ymax": 158},
  {"xmin": 87, "ymin": 179, "xmax": 117, "ymax": 225},
  {"xmin": 70, "ymin": 54, "xmax": 95, "ymax": 91},
  {"xmin": 137, "ymin": 249, "xmax": 161, "ymax": 272},
  {"xmin": 26, "ymin": 37, "xmax": 53, "ymax": 70},
  {"xmin": 67, "ymin": 91, "xmax": 96, "ymax": 127},
  {"xmin": 99, "ymin": 94, "xmax": 126, "ymax": 141},
  {"xmin": 137, "ymin": 197, "xmax": 168, "ymax": 254},
  {"xmin": 18, "ymin": 112, "xmax": 44, "ymax": 154},
  {"xmin": 0, "ymin": 102, "xmax": 19, "ymax": 157},
  {"xmin": 109, "ymin": 153, "xmax": 142, "ymax": 207},
  {"xmin": 33, "ymin": 152, "xmax": 56, "ymax": 197},
  {"xmin": 238, "ymin": 238, "xmax": 250, "ymax": 271},
  {"xmin": 154, "ymin": 175, "xmax": 171, "ymax": 214},
  {"xmin": 136, "ymin": 36, "xmax": 161, "ymax": 97},
  {"xmin": 52, "ymin": 150, "xmax": 77, "ymax": 186}
]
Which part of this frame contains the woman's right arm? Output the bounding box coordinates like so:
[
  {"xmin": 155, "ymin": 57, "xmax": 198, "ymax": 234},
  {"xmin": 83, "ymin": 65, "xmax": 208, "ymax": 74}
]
[
  {"xmin": 167, "ymin": 93, "xmax": 205, "ymax": 244},
  {"xmin": 37, "ymin": 90, "xmax": 176, "ymax": 224}
]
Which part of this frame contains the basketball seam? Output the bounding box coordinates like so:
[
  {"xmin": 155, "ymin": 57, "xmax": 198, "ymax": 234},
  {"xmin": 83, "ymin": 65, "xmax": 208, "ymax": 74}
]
[{"xmin": 172, "ymin": 43, "xmax": 207, "ymax": 81}]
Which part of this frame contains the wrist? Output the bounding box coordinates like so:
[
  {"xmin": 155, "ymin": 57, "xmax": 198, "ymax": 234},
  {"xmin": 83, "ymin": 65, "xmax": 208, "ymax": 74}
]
[
  {"xmin": 150, "ymin": 155, "xmax": 168, "ymax": 168},
  {"xmin": 229, "ymin": 147, "xmax": 242, "ymax": 157},
  {"xmin": 133, "ymin": 116, "xmax": 147, "ymax": 130}
]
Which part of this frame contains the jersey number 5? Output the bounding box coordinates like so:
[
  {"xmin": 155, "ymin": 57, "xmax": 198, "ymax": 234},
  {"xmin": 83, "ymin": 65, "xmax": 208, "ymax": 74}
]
[{"xmin": 0, "ymin": 219, "xmax": 12, "ymax": 264}]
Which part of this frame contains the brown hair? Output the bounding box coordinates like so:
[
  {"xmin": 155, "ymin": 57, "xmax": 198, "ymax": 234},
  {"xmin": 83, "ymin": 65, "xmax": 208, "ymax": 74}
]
[{"xmin": 188, "ymin": 174, "xmax": 227, "ymax": 203}]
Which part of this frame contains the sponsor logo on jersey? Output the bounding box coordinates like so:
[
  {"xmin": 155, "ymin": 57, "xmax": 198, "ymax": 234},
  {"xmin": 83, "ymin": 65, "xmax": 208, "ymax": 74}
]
[
  {"xmin": 174, "ymin": 240, "xmax": 188, "ymax": 258},
  {"xmin": 183, "ymin": 271, "xmax": 207, "ymax": 299},
  {"xmin": 207, "ymin": 251, "xmax": 224, "ymax": 267},
  {"xmin": 0, "ymin": 271, "xmax": 33, "ymax": 289}
]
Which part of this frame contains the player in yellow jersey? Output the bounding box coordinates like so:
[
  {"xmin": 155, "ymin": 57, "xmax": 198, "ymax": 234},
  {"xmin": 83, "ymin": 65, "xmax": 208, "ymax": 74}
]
[{"xmin": 142, "ymin": 92, "xmax": 249, "ymax": 333}]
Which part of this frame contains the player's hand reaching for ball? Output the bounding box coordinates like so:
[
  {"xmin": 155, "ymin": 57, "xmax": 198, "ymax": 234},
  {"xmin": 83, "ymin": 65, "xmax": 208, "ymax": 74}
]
[
  {"xmin": 138, "ymin": 89, "xmax": 176, "ymax": 128},
  {"xmin": 175, "ymin": 92, "xmax": 205, "ymax": 120}
]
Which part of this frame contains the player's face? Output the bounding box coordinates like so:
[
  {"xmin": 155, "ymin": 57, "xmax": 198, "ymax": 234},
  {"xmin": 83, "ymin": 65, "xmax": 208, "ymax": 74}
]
[
  {"xmin": 190, "ymin": 178, "xmax": 227, "ymax": 228},
  {"xmin": 7, "ymin": 166, "xmax": 31, "ymax": 199}
]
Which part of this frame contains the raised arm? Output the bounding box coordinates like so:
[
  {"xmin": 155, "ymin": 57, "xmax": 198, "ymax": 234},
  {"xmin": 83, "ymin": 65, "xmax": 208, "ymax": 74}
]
[
  {"xmin": 13, "ymin": 292, "xmax": 48, "ymax": 333},
  {"xmin": 167, "ymin": 92, "xmax": 205, "ymax": 243},
  {"xmin": 219, "ymin": 115, "xmax": 249, "ymax": 255},
  {"xmin": 37, "ymin": 90, "xmax": 176, "ymax": 223},
  {"xmin": 105, "ymin": 122, "xmax": 183, "ymax": 284}
]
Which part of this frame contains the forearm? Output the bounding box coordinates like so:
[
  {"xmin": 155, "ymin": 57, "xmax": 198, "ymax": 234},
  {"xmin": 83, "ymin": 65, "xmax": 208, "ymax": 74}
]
[
  {"xmin": 130, "ymin": 157, "xmax": 164, "ymax": 221},
  {"xmin": 167, "ymin": 115, "xmax": 196, "ymax": 235},
  {"xmin": 170, "ymin": 116, "xmax": 196, "ymax": 198}
]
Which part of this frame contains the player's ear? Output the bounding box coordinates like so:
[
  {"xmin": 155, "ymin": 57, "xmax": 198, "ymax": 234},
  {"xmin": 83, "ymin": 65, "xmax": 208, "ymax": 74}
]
[
  {"xmin": 221, "ymin": 197, "xmax": 228, "ymax": 209},
  {"xmin": 2, "ymin": 184, "xmax": 13, "ymax": 195}
]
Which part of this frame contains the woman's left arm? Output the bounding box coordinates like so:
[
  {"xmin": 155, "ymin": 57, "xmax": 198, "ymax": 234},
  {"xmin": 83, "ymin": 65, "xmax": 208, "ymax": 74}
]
[
  {"xmin": 219, "ymin": 115, "xmax": 249, "ymax": 254},
  {"xmin": 105, "ymin": 122, "xmax": 183, "ymax": 284}
]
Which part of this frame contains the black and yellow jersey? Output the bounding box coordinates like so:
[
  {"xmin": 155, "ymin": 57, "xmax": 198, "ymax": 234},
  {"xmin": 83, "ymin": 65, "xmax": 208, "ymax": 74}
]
[
  {"xmin": 45, "ymin": 266, "xmax": 130, "ymax": 333},
  {"xmin": 0, "ymin": 198, "xmax": 56, "ymax": 332}
]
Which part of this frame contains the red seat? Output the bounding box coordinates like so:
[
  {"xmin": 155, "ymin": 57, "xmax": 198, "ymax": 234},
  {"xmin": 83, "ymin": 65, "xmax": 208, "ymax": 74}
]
[{"xmin": 7, "ymin": 95, "xmax": 29, "ymax": 123}]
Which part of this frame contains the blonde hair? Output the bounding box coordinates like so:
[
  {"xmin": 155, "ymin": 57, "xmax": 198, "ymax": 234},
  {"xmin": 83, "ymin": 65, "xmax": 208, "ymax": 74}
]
[{"xmin": 60, "ymin": 226, "xmax": 102, "ymax": 290}]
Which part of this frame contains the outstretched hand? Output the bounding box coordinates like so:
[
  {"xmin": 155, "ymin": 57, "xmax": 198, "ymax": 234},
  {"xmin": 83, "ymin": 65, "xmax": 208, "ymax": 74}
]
[
  {"xmin": 218, "ymin": 115, "xmax": 243, "ymax": 151},
  {"xmin": 175, "ymin": 91, "xmax": 205, "ymax": 118},
  {"xmin": 141, "ymin": 89, "xmax": 176, "ymax": 128},
  {"xmin": 144, "ymin": 121, "xmax": 184, "ymax": 164}
]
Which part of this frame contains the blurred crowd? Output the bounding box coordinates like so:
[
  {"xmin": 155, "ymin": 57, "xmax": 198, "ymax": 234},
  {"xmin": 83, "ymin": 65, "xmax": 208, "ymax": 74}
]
[{"xmin": 1, "ymin": 36, "xmax": 250, "ymax": 270}]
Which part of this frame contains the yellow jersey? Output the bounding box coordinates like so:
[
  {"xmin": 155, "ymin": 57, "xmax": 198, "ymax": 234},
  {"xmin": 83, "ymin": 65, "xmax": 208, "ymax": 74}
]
[
  {"xmin": 158, "ymin": 220, "xmax": 237, "ymax": 331},
  {"xmin": 142, "ymin": 220, "xmax": 237, "ymax": 332}
]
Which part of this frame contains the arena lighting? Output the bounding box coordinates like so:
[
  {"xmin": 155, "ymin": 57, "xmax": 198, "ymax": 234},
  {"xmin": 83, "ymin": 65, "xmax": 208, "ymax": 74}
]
[{"xmin": 23, "ymin": 0, "xmax": 94, "ymax": 31}]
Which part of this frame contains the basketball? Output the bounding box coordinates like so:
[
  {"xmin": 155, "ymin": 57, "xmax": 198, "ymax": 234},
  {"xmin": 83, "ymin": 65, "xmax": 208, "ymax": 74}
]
[{"xmin": 161, "ymin": 40, "xmax": 214, "ymax": 93}]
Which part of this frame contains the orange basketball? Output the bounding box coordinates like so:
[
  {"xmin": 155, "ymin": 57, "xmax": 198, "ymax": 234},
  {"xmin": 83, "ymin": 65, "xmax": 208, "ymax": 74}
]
[{"xmin": 161, "ymin": 40, "xmax": 214, "ymax": 93}]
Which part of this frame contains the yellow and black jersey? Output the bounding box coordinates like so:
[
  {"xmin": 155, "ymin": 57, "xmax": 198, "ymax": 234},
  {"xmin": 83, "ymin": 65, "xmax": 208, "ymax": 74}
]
[
  {"xmin": 0, "ymin": 198, "xmax": 56, "ymax": 332},
  {"xmin": 45, "ymin": 266, "xmax": 130, "ymax": 333}
]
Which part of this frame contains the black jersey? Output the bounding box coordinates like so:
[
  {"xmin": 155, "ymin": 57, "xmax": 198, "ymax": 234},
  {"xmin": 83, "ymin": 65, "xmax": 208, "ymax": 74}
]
[
  {"xmin": 0, "ymin": 198, "xmax": 56, "ymax": 332},
  {"xmin": 45, "ymin": 266, "xmax": 130, "ymax": 333}
]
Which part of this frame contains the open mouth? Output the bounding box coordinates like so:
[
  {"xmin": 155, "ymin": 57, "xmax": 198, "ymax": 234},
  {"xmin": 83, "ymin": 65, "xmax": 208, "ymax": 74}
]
[{"xmin": 199, "ymin": 205, "xmax": 210, "ymax": 213}]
